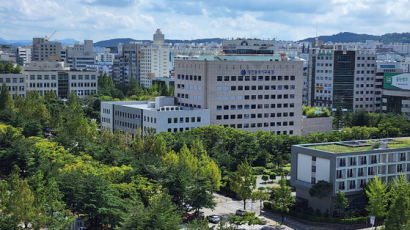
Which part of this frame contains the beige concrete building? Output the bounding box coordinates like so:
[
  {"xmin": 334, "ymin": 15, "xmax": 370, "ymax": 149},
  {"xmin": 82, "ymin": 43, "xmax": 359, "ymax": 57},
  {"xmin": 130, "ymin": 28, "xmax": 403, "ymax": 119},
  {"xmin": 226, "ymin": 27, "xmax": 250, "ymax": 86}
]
[{"xmin": 174, "ymin": 56, "xmax": 303, "ymax": 135}]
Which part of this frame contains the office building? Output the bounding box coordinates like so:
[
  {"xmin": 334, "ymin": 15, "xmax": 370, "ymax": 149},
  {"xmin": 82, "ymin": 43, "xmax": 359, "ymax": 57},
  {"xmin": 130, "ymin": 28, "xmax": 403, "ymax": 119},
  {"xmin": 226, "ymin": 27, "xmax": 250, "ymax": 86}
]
[
  {"xmin": 153, "ymin": 29, "xmax": 165, "ymax": 45},
  {"xmin": 32, "ymin": 38, "xmax": 62, "ymax": 61},
  {"xmin": 0, "ymin": 74, "xmax": 26, "ymax": 98},
  {"xmin": 308, "ymin": 40, "xmax": 378, "ymax": 111},
  {"xmin": 290, "ymin": 138, "xmax": 410, "ymax": 212},
  {"xmin": 23, "ymin": 61, "xmax": 98, "ymax": 98},
  {"xmin": 100, "ymin": 96, "xmax": 210, "ymax": 135},
  {"xmin": 382, "ymin": 72, "xmax": 410, "ymax": 120},
  {"xmin": 65, "ymin": 40, "xmax": 96, "ymax": 70},
  {"xmin": 174, "ymin": 55, "xmax": 303, "ymax": 135}
]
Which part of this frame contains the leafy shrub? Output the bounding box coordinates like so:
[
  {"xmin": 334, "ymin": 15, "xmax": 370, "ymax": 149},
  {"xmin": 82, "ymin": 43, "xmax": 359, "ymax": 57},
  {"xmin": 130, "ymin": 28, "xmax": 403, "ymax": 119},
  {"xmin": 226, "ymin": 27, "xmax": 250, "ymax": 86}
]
[
  {"xmin": 261, "ymin": 175, "xmax": 269, "ymax": 182},
  {"xmin": 252, "ymin": 167, "xmax": 265, "ymax": 175},
  {"xmin": 269, "ymin": 173, "xmax": 276, "ymax": 180}
]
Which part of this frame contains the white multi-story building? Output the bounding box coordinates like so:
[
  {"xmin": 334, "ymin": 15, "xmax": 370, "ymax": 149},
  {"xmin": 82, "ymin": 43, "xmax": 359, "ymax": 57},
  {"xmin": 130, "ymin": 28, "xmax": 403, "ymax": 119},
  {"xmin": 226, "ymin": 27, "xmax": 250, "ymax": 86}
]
[
  {"xmin": 23, "ymin": 61, "xmax": 98, "ymax": 98},
  {"xmin": 16, "ymin": 47, "xmax": 31, "ymax": 65},
  {"xmin": 222, "ymin": 38, "xmax": 277, "ymax": 55},
  {"xmin": 308, "ymin": 40, "xmax": 378, "ymax": 111},
  {"xmin": 139, "ymin": 43, "xmax": 171, "ymax": 88},
  {"xmin": 291, "ymin": 138, "xmax": 410, "ymax": 212},
  {"xmin": 101, "ymin": 96, "xmax": 210, "ymax": 135},
  {"xmin": 0, "ymin": 74, "xmax": 26, "ymax": 98},
  {"xmin": 174, "ymin": 55, "xmax": 303, "ymax": 135}
]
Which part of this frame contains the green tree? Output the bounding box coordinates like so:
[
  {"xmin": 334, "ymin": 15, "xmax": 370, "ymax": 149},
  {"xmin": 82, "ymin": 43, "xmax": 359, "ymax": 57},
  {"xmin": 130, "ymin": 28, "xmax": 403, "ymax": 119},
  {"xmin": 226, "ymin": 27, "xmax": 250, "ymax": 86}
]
[
  {"xmin": 0, "ymin": 167, "xmax": 38, "ymax": 229},
  {"xmin": 334, "ymin": 106, "xmax": 343, "ymax": 129},
  {"xmin": 251, "ymin": 190, "xmax": 270, "ymax": 215},
  {"xmin": 309, "ymin": 180, "xmax": 332, "ymax": 199},
  {"xmin": 119, "ymin": 193, "xmax": 181, "ymax": 230},
  {"xmin": 22, "ymin": 120, "xmax": 43, "ymax": 137},
  {"xmin": 0, "ymin": 83, "xmax": 13, "ymax": 110},
  {"xmin": 230, "ymin": 160, "xmax": 256, "ymax": 210},
  {"xmin": 385, "ymin": 175, "xmax": 410, "ymax": 230},
  {"xmin": 273, "ymin": 178, "xmax": 295, "ymax": 223},
  {"xmin": 365, "ymin": 177, "xmax": 387, "ymax": 227},
  {"xmin": 334, "ymin": 190, "xmax": 348, "ymax": 217}
]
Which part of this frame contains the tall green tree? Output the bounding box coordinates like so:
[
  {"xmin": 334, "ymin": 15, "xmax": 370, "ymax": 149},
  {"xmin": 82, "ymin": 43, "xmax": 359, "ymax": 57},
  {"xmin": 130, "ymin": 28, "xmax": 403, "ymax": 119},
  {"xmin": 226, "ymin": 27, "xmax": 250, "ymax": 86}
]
[
  {"xmin": 333, "ymin": 106, "xmax": 343, "ymax": 129},
  {"xmin": 273, "ymin": 177, "xmax": 295, "ymax": 223},
  {"xmin": 385, "ymin": 175, "xmax": 410, "ymax": 230},
  {"xmin": 365, "ymin": 177, "xmax": 387, "ymax": 227},
  {"xmin": 230, "ymin": 160, "xmax": 256, "ymax": 210},
  {"xmin": 119, "ymin": 193, "xmax": 181, "ymax": 230},
  {"xmin": 309, "ymin": 180, "xmax": 332, "ymax": 199},
  {"xmin": 0, "ymin": 83, "xmax": 13, "ymax": 110},
  {"xmin": 334, "ymin": 190, "xmax": 348, "ymax": 217}
]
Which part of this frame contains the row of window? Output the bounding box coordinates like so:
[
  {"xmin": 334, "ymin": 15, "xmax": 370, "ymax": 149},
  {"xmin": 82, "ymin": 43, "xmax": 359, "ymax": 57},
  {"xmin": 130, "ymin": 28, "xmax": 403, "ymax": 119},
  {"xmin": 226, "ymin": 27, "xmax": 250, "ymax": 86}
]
[
  {"xmin": 0, "ymin": 77, "xmax": 24, "ymax": 83},
  {"xmin": 29, "ymin": 82, "xmax": 57, "ymax": 88},
  {"xmin": 29, "ymin": 75, "xmax": 57, "ymax": 80},
  {"xmin": 219, "ymin": 122, "xmax": 294, "ymax": 132},
  {"xmin": 338, "ymin": 153, "xmax": 408, "ymax": 167},
  {"xmin": 357, "ymin": 63, "xmax": 375, "ymax": 67},
  {"xmin": 177, "ymin": 75, "xmax": 202, "ymax": 81},
  {"xmin": 0, "ymin": 85, "xmax": 25, "ymax": 91},
  {"xmin": 73, "ymin": 90, "xmax": 96, "ymax": 96},
  {"xmin": 70, "ymin": 82, "xmax": 97, "ymax": 87},
  {"xmin": 217, "ymin": 113, "xmax": 295, "ymax": 122},
  {"xmin": 216, "ymin": 75, "xmax": 296, "ymax": 82},
  {"xmin": 167, "ymin": 117, "xmax": 202, "ymax": 124},
  {"xmin": 356, "ymin": 70, "xmax": 375, "ymax": 74},
  {"xmin": 217, "ymin": 103, "xmax": 296, "ymax": 110},
  {"xmin": 217, "ymin": 85, "xmax": 296, "ymax": 91},
  {"xmin": 71, "ymin": 75, "xmax": 97, "ymax": 80}
]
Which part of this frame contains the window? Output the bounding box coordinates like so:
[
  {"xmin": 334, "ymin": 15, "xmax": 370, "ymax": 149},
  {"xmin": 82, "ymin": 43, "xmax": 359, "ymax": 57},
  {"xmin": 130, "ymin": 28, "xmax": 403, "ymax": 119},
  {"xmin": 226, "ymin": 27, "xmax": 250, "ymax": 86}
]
[
  {"xmin": 311, "ymin": 177, "xmax": 316, "ymax": 184},
  {"xmin": 338, "ymin": 158, "xmax": 346, "ymax": 167},
  {"xmin": 336, "ymin": 170, "xmax": 343, "ymax": 179},
  {"xmin": 224, "ymin": 76, "xmax": 229, "ymax": 81},
  {"xmin": 312, "ymin": 166, "xmax": 316, "ymax": 172},
  {"xmin": 217, "ymin": 76, "xmax": 222, "ymax": 81},
  {"xmin": 338, "ymin": 181, "xmax": 345, "ymax": 190},
  {"xmin": 349, "ymin": 180, "xmax": 356, "ymax": 189}
]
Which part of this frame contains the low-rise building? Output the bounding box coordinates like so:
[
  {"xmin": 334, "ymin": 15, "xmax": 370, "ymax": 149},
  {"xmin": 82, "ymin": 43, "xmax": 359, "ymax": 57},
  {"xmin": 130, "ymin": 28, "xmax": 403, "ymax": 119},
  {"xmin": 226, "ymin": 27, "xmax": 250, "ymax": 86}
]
[
  {"xmin": 291, "ymin": 138, "xmax": 410, "ymax": 212},
  {"xmin": 0, "ymin": 74, "xmax": 26, "ymax": 98},
  {"xmin": 101, "ymin": 96, "xmax": 210, "ymax": 135}
]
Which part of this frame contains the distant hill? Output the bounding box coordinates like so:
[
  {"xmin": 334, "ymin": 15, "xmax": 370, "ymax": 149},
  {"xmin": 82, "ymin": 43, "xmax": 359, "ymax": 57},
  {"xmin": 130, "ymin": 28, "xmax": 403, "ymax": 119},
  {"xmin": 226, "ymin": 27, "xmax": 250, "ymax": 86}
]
[
  {"xmin": 301, "ymin": 32, "xmax": 410, "ymax": 43},
  {"xmin": 94, "ymin": 38, "xmax": 222, "ymax": 47},
  {"xmin": 0, "ymin": 38, "xmax": 78, "ymax": 46}
]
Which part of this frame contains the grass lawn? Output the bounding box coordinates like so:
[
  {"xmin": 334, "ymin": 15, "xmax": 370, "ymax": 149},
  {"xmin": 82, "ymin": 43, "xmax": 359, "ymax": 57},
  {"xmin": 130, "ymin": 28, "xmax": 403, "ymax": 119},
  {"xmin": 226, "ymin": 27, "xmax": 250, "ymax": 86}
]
[{"xmin": 307, "ymin": 144, "xmax": 374, "ymax": 153}]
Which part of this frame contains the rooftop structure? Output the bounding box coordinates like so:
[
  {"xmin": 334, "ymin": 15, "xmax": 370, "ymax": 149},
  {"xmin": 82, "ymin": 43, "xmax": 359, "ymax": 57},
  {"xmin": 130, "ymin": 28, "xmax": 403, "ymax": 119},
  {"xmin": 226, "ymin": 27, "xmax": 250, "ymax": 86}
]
[{"xmin": 290, "ymin": 137, "xmax": 410, "ymax": 213}]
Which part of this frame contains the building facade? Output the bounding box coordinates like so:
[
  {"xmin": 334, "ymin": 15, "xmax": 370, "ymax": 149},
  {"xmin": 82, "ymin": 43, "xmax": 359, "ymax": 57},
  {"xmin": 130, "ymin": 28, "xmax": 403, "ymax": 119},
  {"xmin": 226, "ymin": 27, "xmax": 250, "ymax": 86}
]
[
  {"xmin": 308, "ymin": 41, "xmax": 378, "ymax": 111},
  {"xmin": 32, "ymin": 38, "xmax": 62, "ymax": 61},
  {"xmin": 101, "ymin": 96, "xmax": 210, "ymax": 135},
  {"xmin": 65, "ymin": 40, "xmax": 96, "ymax": 70},
  {"xmin": 23, "ymin": 61, "xmax": 98, "ymax": 98},
  {"xmin": 16, "ymin": 47, "xmax": 31, "ymax": 66},
  {"xmin": 174, "ymin": 56, "xmax": 303, "ymax": 135},
  {"xmin": 0, "ymin": 74, "xmax": 26, "ymax": 98},
  {"xmin": 290, "ymin": 138, "xmax": 410, "ymax": 212}
]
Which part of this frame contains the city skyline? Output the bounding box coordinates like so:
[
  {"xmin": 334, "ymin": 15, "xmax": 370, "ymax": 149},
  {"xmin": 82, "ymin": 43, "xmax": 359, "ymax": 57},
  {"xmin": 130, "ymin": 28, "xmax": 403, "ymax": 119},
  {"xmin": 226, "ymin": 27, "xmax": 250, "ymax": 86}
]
[{"xmin": 1, "ymin": 0, "xmax": 410, "ymax": 42}]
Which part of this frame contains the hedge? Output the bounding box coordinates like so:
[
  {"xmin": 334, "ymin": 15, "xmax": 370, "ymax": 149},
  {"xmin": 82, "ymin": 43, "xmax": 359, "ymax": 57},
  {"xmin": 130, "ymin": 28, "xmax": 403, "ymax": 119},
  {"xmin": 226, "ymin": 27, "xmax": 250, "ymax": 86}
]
[
  {"xmin": 252, "ymin": 166, "xmax": 265, "ymax": 175},
  {"xmin": 263, "ymin": 202, "xmax": 367, "ymax": 225}
]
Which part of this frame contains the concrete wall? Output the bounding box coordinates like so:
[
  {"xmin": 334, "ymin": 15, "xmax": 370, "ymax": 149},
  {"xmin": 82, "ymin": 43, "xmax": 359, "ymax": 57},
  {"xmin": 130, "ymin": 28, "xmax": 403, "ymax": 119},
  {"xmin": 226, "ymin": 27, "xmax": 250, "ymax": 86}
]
[{"xmin": 301, "ymin": 116, "xmax": 333, "ymax": 136}]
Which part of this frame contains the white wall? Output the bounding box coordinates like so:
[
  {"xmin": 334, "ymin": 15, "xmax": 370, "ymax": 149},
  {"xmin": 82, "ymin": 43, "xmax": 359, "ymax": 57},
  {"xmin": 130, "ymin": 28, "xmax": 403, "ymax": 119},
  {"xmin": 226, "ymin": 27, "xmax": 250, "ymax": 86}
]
[
  {"xmin": 297, "ymin": 153, "xmax": 311, "ymax": 183},
  {"xmin": 316, "ymin": 157, "xmax": 330, "ymax": 182}
]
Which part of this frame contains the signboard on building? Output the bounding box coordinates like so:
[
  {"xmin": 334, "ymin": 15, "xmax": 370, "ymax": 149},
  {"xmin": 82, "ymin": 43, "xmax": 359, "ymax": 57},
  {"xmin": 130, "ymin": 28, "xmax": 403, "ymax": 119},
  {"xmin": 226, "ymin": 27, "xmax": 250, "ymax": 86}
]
[{"xmin": 384, "ymin": 73, "xmax": 410, "ymax": 90}]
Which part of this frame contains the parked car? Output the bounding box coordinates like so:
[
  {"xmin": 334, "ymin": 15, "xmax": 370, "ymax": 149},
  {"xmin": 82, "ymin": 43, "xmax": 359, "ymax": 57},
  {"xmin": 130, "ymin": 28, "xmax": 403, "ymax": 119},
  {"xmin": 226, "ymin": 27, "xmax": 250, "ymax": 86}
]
[
  {"xmin": 207, "ymin": 215, "xmax": 221, "ymax": 224},
  {"xmin": 184, "ymin": 204, "xmax": 194, "ymax": 212},
  {"xmin": 235, "ymin": 209, "xmax": 245, "ymax": 216}
]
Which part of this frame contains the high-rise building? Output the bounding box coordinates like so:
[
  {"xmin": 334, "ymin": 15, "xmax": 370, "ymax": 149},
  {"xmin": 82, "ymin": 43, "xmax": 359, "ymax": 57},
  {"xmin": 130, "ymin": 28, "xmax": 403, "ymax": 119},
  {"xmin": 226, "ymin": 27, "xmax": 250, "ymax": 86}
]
[
  {"xmin": 65, "ymin": 40, "xmax": 96, "ymax": 70},
  {"xmin": 308, "ymin": 41, "xmax": 378, "ymax": 111},
  {"xmin": 112, "ymin": 29, "xmax": 171, "ymax": 88},
  {"xmin": 32, "ymin": 38, "xmax": 62, "ymax": 61},
  {"xmin": 174, "ymin": 55, "xmax": 303, "ymax": 135},
  {"xmin": 153, "ymin": 29, "xmax": 165, "ymax": 45}
]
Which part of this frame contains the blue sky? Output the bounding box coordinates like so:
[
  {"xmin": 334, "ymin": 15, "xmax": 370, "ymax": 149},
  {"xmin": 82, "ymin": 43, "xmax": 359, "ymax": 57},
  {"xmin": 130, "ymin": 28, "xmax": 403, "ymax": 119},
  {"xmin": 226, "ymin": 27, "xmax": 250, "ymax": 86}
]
[{"xmin": 0, "ymin": 0, "xmax": 409, "ymax": 42}]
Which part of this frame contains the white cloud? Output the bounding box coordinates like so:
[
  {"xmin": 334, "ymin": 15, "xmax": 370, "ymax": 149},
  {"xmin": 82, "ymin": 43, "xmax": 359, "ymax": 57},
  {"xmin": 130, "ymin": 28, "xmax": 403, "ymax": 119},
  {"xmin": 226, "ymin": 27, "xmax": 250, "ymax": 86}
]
[{"xmin": 0, "ymin": 0, "xmax": 409, "ymax": 41}]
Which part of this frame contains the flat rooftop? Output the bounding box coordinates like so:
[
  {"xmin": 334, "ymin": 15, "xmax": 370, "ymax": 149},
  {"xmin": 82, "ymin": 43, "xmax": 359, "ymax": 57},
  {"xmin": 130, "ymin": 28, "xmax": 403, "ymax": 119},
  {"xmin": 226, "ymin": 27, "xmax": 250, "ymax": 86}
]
[
  {"xmin": 300, "ymin": 137, "xmax": 410, "ymax": 153},
  {"xmin": 195, "ymin": 55, "xmax": 283, "ymax": 61}
]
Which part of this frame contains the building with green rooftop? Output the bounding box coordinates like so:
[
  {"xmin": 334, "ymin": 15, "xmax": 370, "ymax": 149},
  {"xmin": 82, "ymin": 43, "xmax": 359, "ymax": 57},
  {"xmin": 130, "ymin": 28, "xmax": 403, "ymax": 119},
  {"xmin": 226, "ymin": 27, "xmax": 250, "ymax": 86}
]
[{"xmin": 290, "ymin": 137, "xmax": 410, "ymax": 212}]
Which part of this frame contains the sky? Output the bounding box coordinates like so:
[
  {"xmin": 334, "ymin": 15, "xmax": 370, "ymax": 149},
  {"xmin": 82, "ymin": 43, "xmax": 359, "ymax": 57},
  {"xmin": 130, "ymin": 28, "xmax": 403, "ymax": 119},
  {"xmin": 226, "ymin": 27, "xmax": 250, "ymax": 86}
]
[{"xmin": 0, "ymin": 0, "xmax": 409, "ymax": 42}]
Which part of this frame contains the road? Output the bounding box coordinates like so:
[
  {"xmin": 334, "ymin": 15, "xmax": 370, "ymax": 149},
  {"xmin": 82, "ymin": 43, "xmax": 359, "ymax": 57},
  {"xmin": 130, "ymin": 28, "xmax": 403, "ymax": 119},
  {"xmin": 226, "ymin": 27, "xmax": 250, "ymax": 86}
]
[{"xmin": 202, "ymin": 193, "xmax": 375, "ymax": 230}]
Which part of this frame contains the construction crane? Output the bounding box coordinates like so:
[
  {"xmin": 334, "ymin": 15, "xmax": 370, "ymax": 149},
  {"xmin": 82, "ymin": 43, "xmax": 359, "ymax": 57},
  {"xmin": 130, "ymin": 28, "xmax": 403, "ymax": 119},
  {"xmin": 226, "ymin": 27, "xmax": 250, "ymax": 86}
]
[{"xmin": 45, "ymin": 30, "xmax": 56, "ymax": 41}]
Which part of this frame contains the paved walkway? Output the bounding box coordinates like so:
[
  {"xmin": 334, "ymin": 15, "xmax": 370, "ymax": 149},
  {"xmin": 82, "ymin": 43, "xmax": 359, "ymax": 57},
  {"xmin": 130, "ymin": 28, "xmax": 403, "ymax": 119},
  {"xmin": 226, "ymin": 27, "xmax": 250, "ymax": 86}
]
[{"xmin": 202, "ymin": 193, "xmax": 373, "ymax": 230}]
